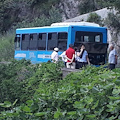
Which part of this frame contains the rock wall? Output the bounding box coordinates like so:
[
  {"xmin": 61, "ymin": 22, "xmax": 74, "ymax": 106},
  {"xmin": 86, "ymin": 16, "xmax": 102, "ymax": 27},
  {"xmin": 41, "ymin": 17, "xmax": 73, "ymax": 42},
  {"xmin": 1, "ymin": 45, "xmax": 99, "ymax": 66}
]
[{"xmin": 59, "ymin": 0, "xmax": 80, "ymax": 21}]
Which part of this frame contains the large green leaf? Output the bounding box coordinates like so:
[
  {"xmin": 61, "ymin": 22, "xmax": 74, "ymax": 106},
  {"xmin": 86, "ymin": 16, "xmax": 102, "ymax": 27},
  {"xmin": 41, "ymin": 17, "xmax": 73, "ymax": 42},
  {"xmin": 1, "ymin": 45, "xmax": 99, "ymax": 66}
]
[
  {"xmin": 35, "ymin": 112, "xmax": 47, "ymax": 117},
  {"xmin": 22, "ymin": 106, "xmax": 31, "ymax": 112}
]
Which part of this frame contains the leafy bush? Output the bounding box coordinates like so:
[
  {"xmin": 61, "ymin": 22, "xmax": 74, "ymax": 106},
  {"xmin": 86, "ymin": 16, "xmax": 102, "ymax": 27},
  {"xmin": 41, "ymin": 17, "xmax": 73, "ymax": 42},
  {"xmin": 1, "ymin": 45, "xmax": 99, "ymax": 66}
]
[
  {"xmin": 0, "ymin": 32, "xmax": 14, "ymax": 61},
  {"xmin": 0, "ymin": 60, "xmax": 63, "ymax": 108},
  {"xmin": 114, "ymin": 0, "xmax": 120, "ymax": 12},
  {"xmin": 26, "ymin": 61, "xmax": 63, "ymax": 98},
  {"xmin": 78, "ymin": 0, "xmax": 116, "ymax": 15},
  {"xmin": 78, "ymin": 0, "xmax": 97, "ymax": 14},
  {"xmin": 87, "ymin": 13, "xmax": 103, "ymax": 26},
  {"xmin": 0, "ymin": 59, "xmax": 35, "ymax": 104},
  {"xmin": 105, "ymin": 12, "xmax": 120, "ymax": 32},
  {"xmin": 1, "ymin": 65, "xmax": 120, "ymax": 119}
]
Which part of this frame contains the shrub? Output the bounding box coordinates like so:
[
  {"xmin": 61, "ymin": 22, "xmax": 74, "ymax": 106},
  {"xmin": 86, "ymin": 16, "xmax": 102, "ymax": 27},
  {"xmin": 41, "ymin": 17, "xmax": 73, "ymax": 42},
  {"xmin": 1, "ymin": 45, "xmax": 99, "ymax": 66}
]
[
  {"xmin": 87, "ymin": 13, "xmax": 103, "ymax": 26},
  {"xmin": 0, "ymin": 32, "xmax": 14, "ymax": 61},
  {"xmin": 1, "ymin": 66, "xmax": 120, "ymax": 119},
  {"xmin": 0, "ymin": 60, "xmax": 63, "ymax": 110},
  {"xmin": 0, "ymin": 59, "xmax": 35, "ymax": 105},
  {"xmin": 78, "ymin": 0, "xmax": 97, "ymax": 14},
  {"xmin": 104, "ymin": 12, "xmax": 120, "ymax": 32}
]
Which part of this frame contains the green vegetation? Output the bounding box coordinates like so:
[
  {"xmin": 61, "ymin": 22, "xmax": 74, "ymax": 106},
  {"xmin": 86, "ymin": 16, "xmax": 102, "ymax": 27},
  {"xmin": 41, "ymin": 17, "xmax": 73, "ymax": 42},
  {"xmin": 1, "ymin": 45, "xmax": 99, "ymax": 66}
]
[
  {"xmin": 105, "ymin": 12, "xmax": 120, "ymax": 32},
  {"xmin": 0, "ymin": 1, "xmax": 120, "ymax": 119},
  {"xmin": 87, "ymin": 13, "xmax": 103, "ymax": 26},
  {"xmin": 0, "ymin": 0, "xmax": 61, "ymax": 33},
  {"xmin": 12, "ymin": 7, "xmax": 62, "ymax": 30},
  {"xmin": 0, "ymin": 60, "xmax": 120, "ymax": 119},
  {"xmin": 78, "ymin": 0, "xmax": 97, "ymax": 14},
  {"xmin": 0, "ymin": 33, "xmax": 14, "ymax": 61},
  {"xmin": 104, "ymin": 12, "xmax": 120, "ymax": 43},
  {"xmin": 114, "ymin": 0, "xmax": 120, "ymax": 12},
  {"xmin": 78, "ymin": 0, "xmax": 119, "ymax": 15}
]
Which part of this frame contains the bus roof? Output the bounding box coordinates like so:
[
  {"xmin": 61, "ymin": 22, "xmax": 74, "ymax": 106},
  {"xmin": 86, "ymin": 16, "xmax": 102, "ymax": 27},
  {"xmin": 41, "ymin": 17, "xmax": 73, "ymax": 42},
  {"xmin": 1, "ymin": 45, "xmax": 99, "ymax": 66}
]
[
  {"xmin": 16, "ymin": 22, "xmax": 103, "ymax": 31},
  {"xmin": 16, "ymin": 22, "xmax": 107, "ymax": 34},
  {"xmin": 51, "ymin": 22, "xmax": 100, "ymax": 27}
]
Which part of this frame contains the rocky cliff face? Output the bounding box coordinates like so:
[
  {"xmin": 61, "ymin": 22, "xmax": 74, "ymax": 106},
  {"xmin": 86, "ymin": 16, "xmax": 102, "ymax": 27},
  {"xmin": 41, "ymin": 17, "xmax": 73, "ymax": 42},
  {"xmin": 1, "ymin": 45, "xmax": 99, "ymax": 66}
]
[{"xmin": 59, "ymin": 0, "xmax": 80, "ymax": 21}]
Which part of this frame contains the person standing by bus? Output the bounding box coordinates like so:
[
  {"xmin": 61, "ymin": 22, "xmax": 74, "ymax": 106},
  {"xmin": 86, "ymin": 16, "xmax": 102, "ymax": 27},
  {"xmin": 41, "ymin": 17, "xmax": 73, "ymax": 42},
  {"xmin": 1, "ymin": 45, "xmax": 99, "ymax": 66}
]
[
  {"xmin": 76, "ymin": 44, "xmax": 90, "ymax": 68},
  {"xmin": 65, "ymin": 44, "xmax": 75, "ymax": 69},
  {"xmin": 60, "ymin": 51, "xmax": 67, "ymax": 66},
  {"xmin": 108, "ymin": 45, "xmax": 117, "ymax": 70},
  {"xmin": 74, "ymin": 47, "xmax": 79, "ymax": 69},
  {"xmin": 51, "ymin": 47, "xmax": 59, "ymax": 63}
]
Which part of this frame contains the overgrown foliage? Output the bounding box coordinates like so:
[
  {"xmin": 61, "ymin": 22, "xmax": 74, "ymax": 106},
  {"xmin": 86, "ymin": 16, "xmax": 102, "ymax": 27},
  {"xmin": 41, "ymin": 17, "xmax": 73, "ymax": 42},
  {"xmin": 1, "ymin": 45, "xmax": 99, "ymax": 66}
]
[
  {"xmin": 0, "ymin": 60, "xmax": 120, "ymax": 119},
  {"xmin": 0, "ymin": 59, "xmax": 63, "ymax": 106},
  {"xmin": 0, "ymin": 32, "xmax": 14, "ymax": 61},
  {"xmin": 105, "ymin": 12, "xmax": 120, "ymax": 32},
  {"xmin": 104, "ymin": 12, "xmax": 120, "ymax": 45},
  {"xmin": 114, "ymin": 0, "xmax": 120, "ymax": 13},
  {"xmin": 78, "ymin": 0, "xmax": 117, "ymax": 15},
  {"xmin": 13, "ymin": 7, "xmax": 62, "ymax": 29},
  {"xmin": 78, "ymin": 0, "xmax": 97, "ymax": 14},
  {"xmin": 0, "ymin": 0, "xmax": 61, "ymax": 34},
  {"xmin": 87, "ymin": 13, "xmax": 103, "ymax": 26},
  {"xmin": 0, "ymin": 59, "xmax": 35, "ymax": 104}
]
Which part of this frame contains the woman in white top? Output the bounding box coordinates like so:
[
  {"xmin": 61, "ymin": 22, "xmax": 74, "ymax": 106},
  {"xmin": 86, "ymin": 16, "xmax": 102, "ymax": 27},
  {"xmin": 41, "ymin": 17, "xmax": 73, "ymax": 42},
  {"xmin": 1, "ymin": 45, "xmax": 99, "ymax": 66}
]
[
  {"xmin": 51, "ymin": 47, "xmax": 59, "ymax": 63},
  {"xmin": 76, "ymin": 44, "xmax": 90, "ymax": 68},
  {"xmin": 60, "ymin": 51, "xmax": 67, "ymax": 66}
]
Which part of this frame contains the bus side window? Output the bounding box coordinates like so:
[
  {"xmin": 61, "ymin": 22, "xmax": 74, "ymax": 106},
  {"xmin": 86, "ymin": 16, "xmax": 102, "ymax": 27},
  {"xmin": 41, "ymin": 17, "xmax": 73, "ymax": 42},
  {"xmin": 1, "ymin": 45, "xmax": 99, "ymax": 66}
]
[
  {"xmin": 38, "ymin": 33, "xmax": 46, "ymax": 50},
  {"xmin": 14, "ymin": 34, "xmax": 20, "ymax": 50},
  {"xmin": 84, "ymin": 36, "xmax": 89, "ymax": 42},
  {"xmin": 84, "ymin": 35, "xmax": 94, "ymax": 42},
  {"xmin": 47, "ymin": 33, "xmax": 57, "ymax": 50},
  {"xmin": 21, "ymin": 34, "xmax": 29, "ymax": 50},
  {"xmin": 29, "ymin": 34, "xmax": 38, "ymax": 50},
  {"xmin": 95, "ymin": 35, "xmax": 101, "ymax": 42},
  {"xmin": 58, "ymin": 32, "xmax": 67, "ymax": 51},
  {"xmin": 75, "ymin": 31, "xmax": 83, "ymax": 42}
]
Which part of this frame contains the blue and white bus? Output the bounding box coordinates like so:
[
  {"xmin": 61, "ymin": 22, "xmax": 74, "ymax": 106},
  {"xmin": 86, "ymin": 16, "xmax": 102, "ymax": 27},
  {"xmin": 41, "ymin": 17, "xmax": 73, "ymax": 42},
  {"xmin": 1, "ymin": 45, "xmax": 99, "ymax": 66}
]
[{"xmin": 14, "ymin": 22, "xmax": 108, "ymax": 65}]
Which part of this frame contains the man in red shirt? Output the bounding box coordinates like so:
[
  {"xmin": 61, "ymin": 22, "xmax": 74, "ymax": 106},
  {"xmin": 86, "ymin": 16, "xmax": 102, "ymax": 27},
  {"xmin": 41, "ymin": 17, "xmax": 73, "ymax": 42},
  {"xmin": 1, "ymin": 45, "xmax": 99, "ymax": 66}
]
[{"xmin": 65, "ymin": 44, "xmax": 76, "ymax": 69}]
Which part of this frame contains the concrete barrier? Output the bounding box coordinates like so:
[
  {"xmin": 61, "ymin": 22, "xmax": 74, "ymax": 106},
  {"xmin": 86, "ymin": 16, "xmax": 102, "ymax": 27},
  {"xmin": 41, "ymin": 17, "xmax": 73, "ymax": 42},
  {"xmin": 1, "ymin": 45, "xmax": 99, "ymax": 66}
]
[{"xmin": 61, "ymin": 67, "xmax": 81, "ymax": 78}]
